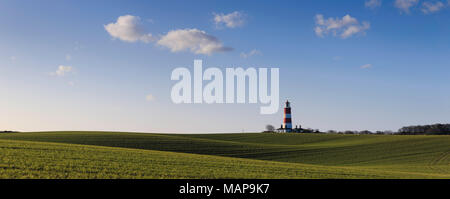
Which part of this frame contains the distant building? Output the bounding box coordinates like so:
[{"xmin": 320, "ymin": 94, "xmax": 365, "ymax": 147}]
[{"xmin": 276, "ymin": 100, "xmax": 303, "ymax": 133}]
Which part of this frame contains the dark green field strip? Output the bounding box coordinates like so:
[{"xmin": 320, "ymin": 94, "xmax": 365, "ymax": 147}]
[
  {"xmin": 0, "ymin": 132, "xmax": 295, "ymax": 156},
  {"xmin": 2, "ymin": 139, "xmax": 440, "ymax": 179},
  {"xmin": 180, "ymin": 133, "xmax": 350, "ymax": 145},
  {"xmin": 179, "ymin": 133, "xmax": 385, "ymax": 145},
  {"xmin": 179, "ymin": 133, "xmax": 445, "ymax": 148}
]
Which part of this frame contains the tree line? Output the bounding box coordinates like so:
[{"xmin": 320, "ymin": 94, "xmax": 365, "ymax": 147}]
[
  {"xmin": 265, "ymin": 123, "xmax": 450, "ymax": 135},
  {"xmin": 398, "ymin": 124, "xmax": 450, "ymax": 135},
  {"xmin": 0, "ymin": 131, "xmax": 18, "ymax": 133}
]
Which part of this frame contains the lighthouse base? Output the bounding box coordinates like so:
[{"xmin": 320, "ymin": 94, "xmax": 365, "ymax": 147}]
[
  {"xmin": 276, "ymin": 128, "xmax": 293, "ymax": 133},
  {"xmin": 275, "ymin": 126, "xmax": 306, "ymax": 133}
]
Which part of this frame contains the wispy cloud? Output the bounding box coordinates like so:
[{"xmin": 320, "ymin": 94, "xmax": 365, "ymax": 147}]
[
  {"xmin": 213, "ymin": 11, "xmax": 246, "ymax": 29},
  {"xmin": 157, "ymin": 29, "xmax": 232, "ymax": 55},
  {"xmin": 52, "ymin": 65, "xmax": 74, "ymax": 76},
  {"xmin": 395, "ymin": 0, "xmax": 420, "ymax": 13},
  {"xmin": 365, "ymin": 0, "xmax": 382, "ymax": 9},
  {"xmin": 314, "ymin": 14, "xmax": 370, "ymax": 39},
  {"xmin": 421, "ymin": 1, "xmax": 446, "ymax": 14},
  {"xmin": 73, "ymin": 41, "xmax": 83, "ymax": 51},
  {"xmin": 145, "ymin": 94, "xmax": 155, "ymax": 102},
  {"xmin": 104, "ymin": 15, "xmax": 155, "ymax": 43},
  {"xmin": 360, "ymin": 64, "xmax": 373, "ymax": 69},
  {"xmin": 332, "ymin": 56, "xmax": 343, "ymax": 61},
  {"xmin": 240, "ymin": 49, "xmax": 261, "ymax": 58}
]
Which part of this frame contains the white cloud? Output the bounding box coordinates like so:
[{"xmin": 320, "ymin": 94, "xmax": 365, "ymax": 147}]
[
  {"xmin": 52, "ymin": 65, "xmax": 74, "ymax": 76},
  {"xmin": 213, "ymin": 11, "xmax": 246, "ymax": 28},
  {"xmin": 314, "ymin": 14, "xmax": 370, "ymax": 39},
  {"xmin": 421, "ymin": 1, "xmax": 446, "ymax": 14},
  {"xmin": 66, "ymin": 54, "xmax": 72, "ymax": 61},
  {"xmin": 395, "ymin": 0, "xmax": 419, "ymax": 13},
  {"xmin": 104, "ymin": 15, "xmax": 155, "ymax": 43},
  {"xmin": 105, "ymin": 15, "xmax": 233, "ymax": 55},
  {"xmin": 360, "ymin": 64, "xmax": 373, "ymax": 69},
  {"xmin": 240, "ymin": 49, "xmax": 261, "ymax": 58},
  {"xmin": 365, "ymin": 0, "xmax": 382, "ymax": 9},
  {"xmin": 157, "ymin": 29, "xmax": 232, "ymax": 55},
  {"xmin": 145, "ymin": 94, "xmax": 155, "ymax": 101},
  {"xmin": 10, "ymin": 56, "xmax": 17, "ymax": 62},
  {"xmin": 68, "ymin": 81, "xmax": 75, "ymax": 86}
]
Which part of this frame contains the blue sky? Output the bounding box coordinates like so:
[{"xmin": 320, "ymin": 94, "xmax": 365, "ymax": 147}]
[{"xmin": 0, "ymin": 0, "xmax": 449, "ymax": 133}]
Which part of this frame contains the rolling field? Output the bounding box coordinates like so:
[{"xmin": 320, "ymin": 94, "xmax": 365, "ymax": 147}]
[{"xmin": 0, "ymin": 132, "xmax": 449, "ymax": 179}]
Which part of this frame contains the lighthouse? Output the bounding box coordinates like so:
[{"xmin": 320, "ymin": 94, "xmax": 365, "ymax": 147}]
[
  {"xmin": 276, "ymin": 100, "xmax": 302, "ymax": 133},
  {"xmin": 283, "ymin": 100, "xmax": 293, "ymax": 132}
]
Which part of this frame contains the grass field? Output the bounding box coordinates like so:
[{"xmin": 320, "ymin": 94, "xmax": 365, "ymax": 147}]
[{"xmin": 0, "ymin": 131, "xmax": 449, "ymax": 179}]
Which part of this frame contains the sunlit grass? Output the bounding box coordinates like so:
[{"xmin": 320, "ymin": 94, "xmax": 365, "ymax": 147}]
[{"xmin": 0, "ymin": 132, "xmax": 448, "ymax": 179}]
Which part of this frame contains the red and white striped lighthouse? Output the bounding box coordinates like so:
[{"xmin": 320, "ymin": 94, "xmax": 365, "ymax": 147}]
[{"xmin": 283, "ymin": 100, "xmax": 292, "ymax": 132}]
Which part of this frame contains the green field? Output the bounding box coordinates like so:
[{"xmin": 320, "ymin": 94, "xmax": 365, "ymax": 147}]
[{"xmin": 0, "ymin": 132, "xmax": 449, "ymax": 179}]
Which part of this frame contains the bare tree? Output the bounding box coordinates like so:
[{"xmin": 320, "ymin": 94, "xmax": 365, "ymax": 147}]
[{"xmin": 265, "ymin": 125, "xmax": 275, "ymax": 132}]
